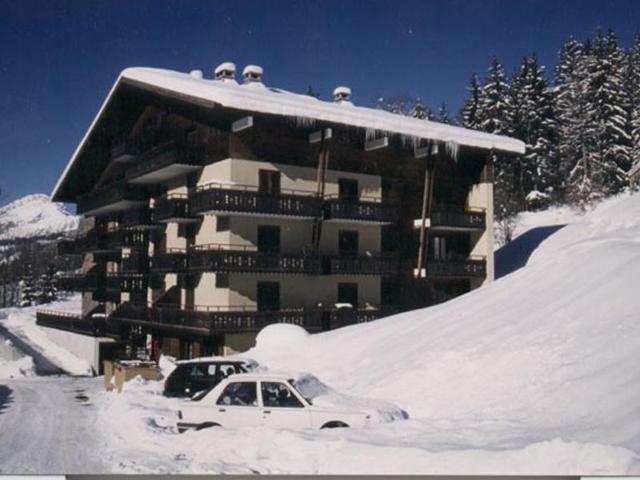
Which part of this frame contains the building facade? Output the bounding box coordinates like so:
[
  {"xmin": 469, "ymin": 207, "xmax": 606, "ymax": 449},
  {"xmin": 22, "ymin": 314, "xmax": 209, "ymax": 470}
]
[{"xmin": 38, "ymin": 63, "xmax": 524, "ymax": 370}]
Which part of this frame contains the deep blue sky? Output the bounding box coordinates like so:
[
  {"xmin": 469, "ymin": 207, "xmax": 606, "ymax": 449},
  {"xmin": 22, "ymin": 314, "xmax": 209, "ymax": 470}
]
[{"xmin": 1, "ymin": 0, "xmax": 639, "ymax": 205}]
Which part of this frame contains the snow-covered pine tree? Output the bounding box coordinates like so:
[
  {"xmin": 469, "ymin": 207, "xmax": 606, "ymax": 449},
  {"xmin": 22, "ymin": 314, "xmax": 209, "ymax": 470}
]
[
  {"xmin": 462, "ymin": 73, "xmax": 482, "ymax": 129},
  {"xmin": 555, "ymin": 37, "xmax": 595, "ymax": 205},
  {"xmin": 628, "ymin": 34, "xmax": 640, "ymax": 174},
  {"xmin": 477, "ymin": 57, "xmax": 521, "ymax": 223},
  {"xmin": 38, "ymin": 265, "xmax": 58, "ymax": 304},
  {"xmin": 409, "ymin": 98, "xmax": 435, "ymax": 120},
  {"xmin": 438, "ymin": 102, "xmax": 451, "ymax": 124},
  {"xmin": 585, "ymin": 30, "xmax": 632, "ymax": 196},
  {"xmin": 510, "ymin": 53, "xmax": 558, "ymax": 204},
  {"xmin": 18, "ymin": 265, "xmax": 37, "ymax": 307}
]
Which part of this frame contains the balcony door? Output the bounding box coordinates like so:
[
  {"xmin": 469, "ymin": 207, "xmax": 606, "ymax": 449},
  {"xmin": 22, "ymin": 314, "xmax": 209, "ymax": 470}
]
[
  {"xmin": 258, "ymin": 225, "xmax": 281, "ymax": 253},
  {"xmin": 259, "ymin": 170, "xmax": 281, "ymax": 195},
  {"xmin": 338, "ymin": 178, "xmax": 358, "ymax": 202},
  {"xmin": 257, "ymin": 282, "xmax": 280, "ymax": 311},
  {"xmin": 337, "ymin": 283, "xmax": 358, "ymax": 308},
  {"xmin": 338, "ymin": 230, "xmax": 359, "ymax": 257}
]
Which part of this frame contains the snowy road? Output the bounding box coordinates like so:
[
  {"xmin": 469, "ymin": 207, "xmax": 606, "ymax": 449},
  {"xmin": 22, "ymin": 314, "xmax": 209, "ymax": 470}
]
[{"xmin": 0, "ymin": 377, "xmax": 107, "ymax": 473}]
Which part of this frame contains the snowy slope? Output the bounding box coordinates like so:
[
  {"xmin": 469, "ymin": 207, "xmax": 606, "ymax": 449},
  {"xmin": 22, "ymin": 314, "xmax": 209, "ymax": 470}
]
[{"xmin": 0, "ymin": 194, "xmax": 78, "ymax": 242}]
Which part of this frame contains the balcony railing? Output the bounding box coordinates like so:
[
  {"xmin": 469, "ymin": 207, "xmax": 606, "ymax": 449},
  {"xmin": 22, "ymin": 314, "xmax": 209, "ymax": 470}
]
[
  {"xmin": 125, "ymin": 142, "xmax": 204, "ymax": 184},
  {"xmin": 327, "ymin": 254, "xmax": 400, "ymax": 276},
  {"xmin": 57, "ymin": 237, "xmax": 82, "ymax": 256},
  {"xmin": 430, "ymin": 205, "xmax": 486, "ymax": 230},
  {"xmin": 56, "ymin": 272, "xmax": 100, "ymax": 291},
  {"xmin": 36, "ymin": 310, "xmax": 106, "ymax": 337},
  {"xmin": 109, "ymin": 302, "xmax": 325, "ymax": 335},
  {"xmin": 106, "ymin": 230, "xmax": 149, "ymax": 250},
  {"xmin": 328, "ymin": 305, "xmax": 400, "ymax": 328},
  {"xmin": 189, "ymin": 244, "xmax": 321, "ymax": 274},
  {"xmin": 150, "ymin": 248, "xmax": 188, "ymax": 273},
  {"xmin": 105, "ymin": 273, "xmax": 147, "ymax": 293},
  {"xmin": 190, "ymin": 183, "xmax": 321, "ymax": 218},
  {"xmin": 77, "ymin": 183, "xmax": 147, "ymax": 215},
  {"xmin": 120, "ymin": 206, "xmax": 157, "ymax": 230},
  {"xmin": 111, "ymin": 137, "xmax": 139, "ymax": 163},
  {"xmin": 152, "ymin": 194, "xmax": 196, "ymax": 223},
  {"xmin": 424, "ymin": 256, "xmax": 487, "ymax": 278},
  {"xmin": 121, "ymin": 251, "xmax": 148, "ymax": 273},
  {"xmin": 323, "ymin": 196, "xmax": 397, "ymax": 224}
]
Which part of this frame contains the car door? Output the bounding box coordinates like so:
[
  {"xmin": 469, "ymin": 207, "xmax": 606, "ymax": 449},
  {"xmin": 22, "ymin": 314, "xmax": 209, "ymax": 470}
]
[
  {"xmin": 259, "ymin": 381, "xmax": 312, "ymax": 429},
  {"xmin": 213, "ymin": 381, "xmax": 262, "ymax": 427}
]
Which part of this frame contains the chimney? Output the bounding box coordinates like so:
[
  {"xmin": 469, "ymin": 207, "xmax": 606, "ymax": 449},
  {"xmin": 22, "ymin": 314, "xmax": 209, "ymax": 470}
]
[
  {"xmin": 334, "ymin": 86, "xmax": 352, "ymax": 104},
  {"xmin": 214, "ymin": 62, "xmax": 236, "ymax": 82},
  {"xmin": 189, "ymin": 69, "xmax": 203, "ymax": 79},
  {"xmin": 242, "ymin": 65, "xmax": 264, "ymax": 84}
]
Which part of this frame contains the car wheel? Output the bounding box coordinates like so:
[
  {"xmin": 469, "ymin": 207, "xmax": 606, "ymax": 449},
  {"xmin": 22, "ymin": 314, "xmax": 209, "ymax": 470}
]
[
  {"xmin": 196, "ymin": 422, "xmax": 221, "ymax": 431},
  {"xmin": 320, "ymin": 421, "xmax": 349, "ymax": 429}
]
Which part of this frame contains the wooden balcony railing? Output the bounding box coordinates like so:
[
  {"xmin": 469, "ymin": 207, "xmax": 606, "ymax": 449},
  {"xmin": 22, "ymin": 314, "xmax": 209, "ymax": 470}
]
[
  {"xmin": 77, "ymin": 183, "xmax": 147, "ymax": 215},
  {"xmin": 105, "ymin": 273, "xmax": 147, "ymax": 293},
  {"xmin": 36, "ymin": 310, "xmax": 106, "ymax": 337},
  {"xmin": 56, "ymin": 271, "xmax": 101, "ymax": 292},
  {"xmin": 111, "ymin": 137, "xmax": 139, "ymax": 163},
  {"xmin": 424, "ymin": 256, "xmax": 487, "ymax": 278},
  {"xmin": 430, "ymin": 205, "xmax": 486, "ymax": 230},
  {"xmin": 150, "ymin": 249, "xmax": 188, "ymax": 273},
  {"xmin": 323, "ymin": 196, "xmax": 397, "ymax": 224},
  {"xmin": 190, "ymin": 183, "xmax": 321, "ymax": 218},
  {"xmin": 152, "ymin": 194, "xmax": 195, "ymax": 223},
  {"xmin": 121, "ymin": 251, "xmax": 148, "ymax": 273},
  {"xmin": 125, "ymin": 142, "xmax": 205, "ymax": 183},
  {"xmin": 189, "ymin": 244, "xmax": 321, "ymax": 274},
  {"xmin": 327, "ymin": 254, "xmax": 400, "ymax": 276},
  {"xmin": 120, "ymin": 206, "xmax": 156, "ymax": 229},
  {"xmin": 328, "ymin": 305, "xmax": 400, "ymax": 328},
  {"xmin": 109, "ymin": 303, "xmax": 325, "ymax": 335}
]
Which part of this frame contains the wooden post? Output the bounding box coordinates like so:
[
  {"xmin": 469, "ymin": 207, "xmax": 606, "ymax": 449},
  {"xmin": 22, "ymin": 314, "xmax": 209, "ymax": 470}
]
[
  {"xmin": 311, "ymin": 129, "xmax": 330, "ymax": 251},
  {"xmin": 415, "ymin": 143, "xmax": 435, "ymax": 278}
]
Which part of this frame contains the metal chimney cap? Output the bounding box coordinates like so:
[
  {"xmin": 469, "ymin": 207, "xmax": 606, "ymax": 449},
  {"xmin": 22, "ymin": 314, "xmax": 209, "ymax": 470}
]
[
  {"xmin": 334, "ymin": 86, "xmax": 352, "ymax": 102},
  {"xmin": 242, "ymin": 64, "xmax": 264, "ymax": 82},
  {"xmin": 214, "ymin": 62, "xmax": 236, "ymax": 81}
]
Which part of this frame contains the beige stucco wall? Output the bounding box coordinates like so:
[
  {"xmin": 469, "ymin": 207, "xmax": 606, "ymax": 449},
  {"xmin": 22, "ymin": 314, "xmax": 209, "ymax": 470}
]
[{"xmin": 467, "ymin": 182, "xmax": 494, "ymax": 285}]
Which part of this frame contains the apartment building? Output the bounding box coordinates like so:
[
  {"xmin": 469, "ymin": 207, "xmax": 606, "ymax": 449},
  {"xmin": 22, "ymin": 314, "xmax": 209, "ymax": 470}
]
[{"xmin": 37, "ymin": 63, "xmax": 524, "ymax": 372}]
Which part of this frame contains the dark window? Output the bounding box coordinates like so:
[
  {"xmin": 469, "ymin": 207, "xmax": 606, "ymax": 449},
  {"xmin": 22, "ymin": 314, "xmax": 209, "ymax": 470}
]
[
  {"xmin": 258, "ymin": 225, "xmax": 281, "ymax": 253},
  {"xmin": 259, "ymin": 170, "xmax": 281, "ymax": 195},
  {"xmin": 216, "ymin": 273, "xmax": 229, "ymax": 288},
  {"xmin": 261, "ymin": 382, "xmax": 304, "ymax": 408},
  {"xmin": 216, "ymin": 382, "xmax": 258, "ymax": 407},
  {"xmin": 216, "ymin": 216, "xmax": 230, "ymax": 232},
  {"xmin": 257, "ymin": 282, "xmax": 280, "ymax": 311},
  {"xmin": 381, "ymin": 279, "xmax": 395, "ymax": 305},
  {"xmin": 338, "ymin": 178, "xmax": 358, "ymax": 201},
  {"xmin": 338, "ymin": 283, "xmax": 358, "ymax": 307},
  {"xmin": 338, "ymin": 230, "xmax": 359, "ymax": 257},
  {"xmin": 179, "ymin": 339, "xmax": 194, "ymax": 360}
]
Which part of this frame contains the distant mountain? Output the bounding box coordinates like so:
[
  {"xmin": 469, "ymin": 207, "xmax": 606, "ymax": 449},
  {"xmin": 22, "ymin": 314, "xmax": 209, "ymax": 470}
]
[{"xmin": 0, "ymin": 194, "xmax": 79, "ymax": 243}]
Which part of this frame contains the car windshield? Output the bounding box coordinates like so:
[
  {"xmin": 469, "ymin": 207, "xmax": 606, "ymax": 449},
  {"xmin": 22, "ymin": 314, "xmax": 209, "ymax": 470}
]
[{"xmin": 288, "ymin": 379, "xmax": 313, "ymax": 405}]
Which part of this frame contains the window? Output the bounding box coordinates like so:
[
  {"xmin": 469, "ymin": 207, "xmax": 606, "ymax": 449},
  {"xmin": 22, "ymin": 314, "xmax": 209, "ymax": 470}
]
[
  {"xmin": 216, "ymin": 216, "xmax": 230, "ymax": 232},
  {"xmin": 338, "ymin": 178, "xmax": 358, "ymax": 201},
  {"xmin": 258, "ymin": 225, "xmax": 281, "ymax": 253},
  {"xmin": 338, "ymin": 283, "xmax": 358, "ymax": 307},
  {"xmin": 261, "ymin": 382, "xmax": 304, "ymax": 408},
  {"xmin": 338, "ymin": 230, "xmax": 359, "ymax": 257},
  {"xmin": 216, "ymin": 382, "xmax": 258, "ymax": 407},
  {"xmin": 257, "ymin": 282, "xmax": 280, "ymax": 311},
  {"xmin": 259, "ymin": 170, "xmax": 281, "ymax": 195}
]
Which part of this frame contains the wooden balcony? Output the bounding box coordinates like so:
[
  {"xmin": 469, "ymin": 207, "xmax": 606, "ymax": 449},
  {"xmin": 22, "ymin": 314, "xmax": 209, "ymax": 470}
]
[
  {"xmin": 323, "ymin": 196, "xmax": 397, "ymax": 224},
  {"xmin": 125, "ymin": 142, "xmax": 204, "ymax": 185},
  {"xmin": 420, "ymin": 256, "xmax": 487, "ymax": 279},
  {"xmin": 111, "ymin": 137, "xmax": 139, "ymax": 163},
  {"xmin": 150, "ymin": 249, "xmax": 188, "ymax": 273},
  {"xmin": 189, "ymin": 244, "xmax": 321, "ymax": 274},
  {"xmin": 190, "ymin": 183, "xmax": 321, "ymax": 218},
  {"xmin": 428, "ymin": 205, "xmax": 486, "ymax": 231},
  {"xmin": 152, "ymin": 194, "xmax": 197, "ymax": 223},
  {"xmin": 328, "ymin": 305, "xmax": 400, "ymax": 328},
  {"xmin": 57, "ymin": 237, "xmax": 82, "ymax": 256},
  {"xmin": 105, "ymin": 273, "xmax": 147, "ymax": 293},
  {"xmin": 36, "ymin": 310, "xmax": 106, "ymax": 337},
  {"xmin": 120, "ymin": 206, "xmax": 158, "ymax": 230},
  {"xmin": 105, "ymin": 230, "xmax": 149, "ymax": 250},
  {"xmin": 327, "ymin": 254, "xmax": 400, "ymax": 276},
  {"xmin": 77, "ymin": 183, "xmax": 147, "ymax": 216},
  {"xmin": 56, "ymin": 272, "xmax": 100, "ymax": 292},
  {"xmin": 121, "ymin": 251, "xmax": 148, "ymax": 273},
  {"xmin": 109, "ymin": 303, "xmax": 325, "ymax": 335}
]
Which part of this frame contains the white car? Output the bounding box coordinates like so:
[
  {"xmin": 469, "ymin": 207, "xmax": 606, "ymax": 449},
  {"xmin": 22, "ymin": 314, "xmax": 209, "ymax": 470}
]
[{"xmin": 177, "ymin": 373, "xmax": 371, "ymax": 432}]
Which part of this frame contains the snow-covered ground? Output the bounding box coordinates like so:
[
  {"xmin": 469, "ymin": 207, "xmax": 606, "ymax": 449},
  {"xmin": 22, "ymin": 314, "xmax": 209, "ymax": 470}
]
[{"xmin": 1, "ymin": 192, "xmax": 640, "ymax": 474}]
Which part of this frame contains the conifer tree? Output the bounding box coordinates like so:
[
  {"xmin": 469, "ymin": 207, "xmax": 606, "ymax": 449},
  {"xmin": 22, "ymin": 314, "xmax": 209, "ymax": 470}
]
[
  {"xmin": 438, "ymin": 102, "xmax": 451, "ymax": 124},
  {"xmin": 627, "ymin": 34, "xmax": 640, "ymax": 172},
  {"xmin": 462, "ymin": 74, "xmax": 482, "ymax": 129}
]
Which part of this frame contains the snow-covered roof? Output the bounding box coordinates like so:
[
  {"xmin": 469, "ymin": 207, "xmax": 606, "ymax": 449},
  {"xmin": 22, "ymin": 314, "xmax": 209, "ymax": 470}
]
[{"xmin": 52, "ymin": 67, "xmax": 525, "ymax": 200}]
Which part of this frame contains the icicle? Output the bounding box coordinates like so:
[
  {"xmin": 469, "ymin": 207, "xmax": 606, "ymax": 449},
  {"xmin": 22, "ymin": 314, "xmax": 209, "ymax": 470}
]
[
  {"xmin": 294, "ymin": 116, "xmax": 316, "ymax": 129},
  {"xmin": 445, "ymin": 140, "xmax": 460, "ymax": 161}
]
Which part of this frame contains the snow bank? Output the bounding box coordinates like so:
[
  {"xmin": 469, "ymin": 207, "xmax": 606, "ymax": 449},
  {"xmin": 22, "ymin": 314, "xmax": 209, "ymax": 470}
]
[
  {"xmin": 0, "ymin": 295, "xmax": 92, "ymax": 375},
  {"xmin": 0, "ymin": 355, "xmax": 35, "ymax": 379}
]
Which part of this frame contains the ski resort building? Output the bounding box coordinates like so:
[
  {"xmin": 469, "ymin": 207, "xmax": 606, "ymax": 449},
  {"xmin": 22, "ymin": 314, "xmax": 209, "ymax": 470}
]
[{"xmin": 37, "ymin": 63, "xmax": 524, "ymax": 372}]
